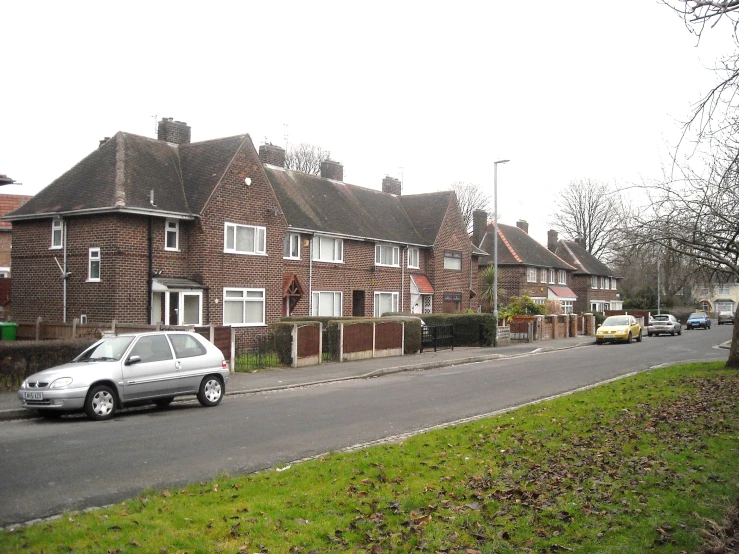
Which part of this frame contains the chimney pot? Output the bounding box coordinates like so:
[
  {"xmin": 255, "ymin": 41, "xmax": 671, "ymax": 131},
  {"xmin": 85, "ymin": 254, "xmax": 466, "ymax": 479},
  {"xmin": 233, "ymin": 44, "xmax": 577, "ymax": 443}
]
[
  {"xmin": 382, "ymin": 175, "xmax": 402, "ymax": 195},
  {"xmin": 320, "ymin": 159, "xmax": 344, "ymax": 181},
  {"xmin": 157, "ymin": 117, "xmax": 191, "ymax": 145}
]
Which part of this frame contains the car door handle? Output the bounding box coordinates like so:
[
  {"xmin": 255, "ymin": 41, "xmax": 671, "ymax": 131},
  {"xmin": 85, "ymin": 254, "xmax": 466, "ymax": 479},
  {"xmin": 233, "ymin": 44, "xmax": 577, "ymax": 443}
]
[{"xmin": 175, "ymin": 361, "xmax": 181, "ymax": 370}]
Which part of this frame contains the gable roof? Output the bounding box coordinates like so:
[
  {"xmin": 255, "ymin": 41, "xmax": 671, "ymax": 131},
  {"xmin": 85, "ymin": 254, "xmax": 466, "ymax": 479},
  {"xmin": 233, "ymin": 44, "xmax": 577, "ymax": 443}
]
[
  {"xmin": 265, "ymin": 166, "xmax": 456, "ymax": 246},
  {"xmin": 555, "ymin": 240, "xmax": 618, "ymax": 277},
  {"xmin": 4, "ymin": 132, "xmax": 248, "ymax": 221},
  {"xmin": 478, "ymin": 223, "xmax": 575, "ymax": 270}
]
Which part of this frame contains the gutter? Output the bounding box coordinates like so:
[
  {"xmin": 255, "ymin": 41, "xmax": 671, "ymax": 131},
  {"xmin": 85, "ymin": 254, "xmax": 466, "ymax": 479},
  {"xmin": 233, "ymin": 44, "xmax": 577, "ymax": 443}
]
[{"xmin": 3, "ymin": 207, "xmax": 196, "ymax": 222}]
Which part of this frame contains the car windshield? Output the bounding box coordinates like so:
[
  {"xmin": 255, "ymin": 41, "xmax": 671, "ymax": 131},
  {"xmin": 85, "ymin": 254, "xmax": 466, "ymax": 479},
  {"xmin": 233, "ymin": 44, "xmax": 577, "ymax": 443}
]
[
  {"xmin": 76, "ymin": 336, "xmax": 135, "ymax": 362},
  {"xmin": 603, "ymin": 316, "xmax": 629, "ymax": 326},
  {"xmin": 689, "ymin": 313, "xmax": 705, "ymax": 319}
]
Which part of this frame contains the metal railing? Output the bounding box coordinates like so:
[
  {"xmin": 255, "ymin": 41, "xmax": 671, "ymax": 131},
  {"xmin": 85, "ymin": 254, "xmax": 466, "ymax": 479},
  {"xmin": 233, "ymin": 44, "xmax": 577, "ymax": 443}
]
[{"xmin": 420, "ymin": 324, "xmax": 454, "ymax": 352}]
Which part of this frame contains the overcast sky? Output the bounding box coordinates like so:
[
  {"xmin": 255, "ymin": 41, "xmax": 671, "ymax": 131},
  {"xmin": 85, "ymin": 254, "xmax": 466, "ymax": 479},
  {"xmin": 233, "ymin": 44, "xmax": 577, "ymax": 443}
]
[{"xmin": 1, "ymin": 1, "xmax": 735, "ymax": 245}]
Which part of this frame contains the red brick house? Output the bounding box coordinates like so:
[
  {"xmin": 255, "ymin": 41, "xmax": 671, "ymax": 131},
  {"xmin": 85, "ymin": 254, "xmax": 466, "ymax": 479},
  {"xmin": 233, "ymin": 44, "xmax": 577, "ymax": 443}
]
[
  {"xmin": 0, "ymin": 193, "xmax": 33, "ymax": 277},
  {"xmin": 547, "ymin": 230, "xmax": 623, "ymax": 314},
  {"xmin": 473, "ymin": 211, "xmax": 577, "ymax": 314},
  {"xmin": 5, "ymin": 119, "xmax": 481, "ymax": 342}
]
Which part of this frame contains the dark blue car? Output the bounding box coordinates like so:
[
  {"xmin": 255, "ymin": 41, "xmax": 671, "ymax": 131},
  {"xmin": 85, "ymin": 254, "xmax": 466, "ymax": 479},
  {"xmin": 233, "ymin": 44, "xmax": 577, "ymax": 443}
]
[{"xmin": 686, "ymin": 312, "xmax": 711, "ymax": 330}]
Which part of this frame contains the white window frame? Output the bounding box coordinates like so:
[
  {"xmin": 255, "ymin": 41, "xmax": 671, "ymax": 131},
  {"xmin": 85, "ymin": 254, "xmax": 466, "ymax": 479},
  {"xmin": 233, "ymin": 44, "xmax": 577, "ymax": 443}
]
[
  {"xmin": 549, "ymin": 269, "xmax": 556, "ymax": 284},
  {"xmin": 88, "ymin": 247, "xmax": 101, "ymax": 282},
  {"xmin": 223, "ymin": 287, "xmax": 266, "ymax": 327},
  {"xmin": 374, "ymin": 291, "xmax": 399, "ymax": 317},
  {"xmin": 561, "ymin": 300, "xmax": 573, "ymax": 314},
  {"xmin": 601, "ymin": 276, "xmax": 608, "ymax": 289},
  {"xmin": 312, "ymin": 236, "xmax": 344, "ymax": 263},
  {"xmin": 540, "ymin": 268, "xmax": 547, "ymax": 283},
  {"xmin": 51, "ymin": 219, "xmax": 63, "ymax": 249},
  {"xmin": 165, "ymin": 219, "xmax": 179, "ymax": 251},
  {"xmin": 558, "ymin": 270, "xmax": 567, "ymax": 285},
  {"xmin": 444, "ymin": 251, "xmax": 462, "ymax": 271},
  {"xmin": 527, "ymin": 267, "xmax": 538, "ymax": 283},
  {"xmin": 611, "ymin": 278, "xmax": 617, "ymax": 291},
  {"xmin": 224, "ymin": 223, "xmax": 267, "ymax": 255},
  {"xmin": 283, "ymin": 233, "xmax": 300, "ymax": 260},
  {"xmin": 311, "ymin": 291, "xmax": 343, "ymax": 317},
  {"xmin": 407, "ymin": 247, "xmax": 420, "ymax": 269},
  {"xmin": 375, "ymin": 244, "xmax": 400, "ymax": 267},
  {"xmin": 591, "ymin": 275, "xmax": 598, "ymax": 289}
]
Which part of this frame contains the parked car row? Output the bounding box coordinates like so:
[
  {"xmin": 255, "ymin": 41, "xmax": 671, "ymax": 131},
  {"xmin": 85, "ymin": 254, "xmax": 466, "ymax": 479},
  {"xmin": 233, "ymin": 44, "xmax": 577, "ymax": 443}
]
[
  {"xmin": 18, "ymin": 331, "xmax": 229, "ymax": 421},
  {"xmin": 597, "ymin": 310, "xmax": 724, "ymax": 345}
]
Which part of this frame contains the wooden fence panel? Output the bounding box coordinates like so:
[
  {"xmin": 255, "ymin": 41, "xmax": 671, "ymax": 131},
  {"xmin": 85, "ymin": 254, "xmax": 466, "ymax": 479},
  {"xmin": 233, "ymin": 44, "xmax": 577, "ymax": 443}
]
[
  {"xmin": 343, "ymin": 323, "xmax": 373, "ymax": 354},
  {"xmin": 297, "ymin": 325, "xmax": 320, "ymax": 358},
  {"xmin": 375, "ymin": 321, "xmax": 402, "ymax": 350}
]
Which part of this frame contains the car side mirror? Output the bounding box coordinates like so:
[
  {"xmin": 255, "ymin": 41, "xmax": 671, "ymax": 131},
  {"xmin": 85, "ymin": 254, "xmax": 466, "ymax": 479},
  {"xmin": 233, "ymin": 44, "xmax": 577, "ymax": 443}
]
[{"xmin": 126, "ymin": 355, "xmax": 142, "ymax": 365}]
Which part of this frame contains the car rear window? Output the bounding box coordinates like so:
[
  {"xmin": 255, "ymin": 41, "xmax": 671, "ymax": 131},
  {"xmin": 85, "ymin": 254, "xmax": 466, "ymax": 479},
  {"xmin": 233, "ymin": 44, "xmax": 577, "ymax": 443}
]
[
  {"xmin": 653, "ymin": 316, "xmax": 669, "ymax": 321},
  {"xmin": 168, "ymin": 334, "xmax": 207, "ymax": 359}
]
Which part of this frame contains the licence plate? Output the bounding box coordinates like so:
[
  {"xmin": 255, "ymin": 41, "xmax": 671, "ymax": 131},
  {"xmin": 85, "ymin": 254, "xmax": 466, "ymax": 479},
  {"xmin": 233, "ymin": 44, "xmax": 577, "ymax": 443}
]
[
  {"xmin": 604, "ymin": 335, "xmax": 615, "ymax": 340},
  {"xmin": 24, "ymin": 391, "xmax": 43, "ymax": 400}
]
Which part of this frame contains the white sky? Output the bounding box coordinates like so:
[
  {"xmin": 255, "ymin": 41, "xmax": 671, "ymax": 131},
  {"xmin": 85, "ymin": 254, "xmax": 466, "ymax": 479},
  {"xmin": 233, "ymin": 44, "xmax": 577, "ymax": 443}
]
[{"xmin": 1, "ymin": 1, "xmax": 735, "ymax": 245}]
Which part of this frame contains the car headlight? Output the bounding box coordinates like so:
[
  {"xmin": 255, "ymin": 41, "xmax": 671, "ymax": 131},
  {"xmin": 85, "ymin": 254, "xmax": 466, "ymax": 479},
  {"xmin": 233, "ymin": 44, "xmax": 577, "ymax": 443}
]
[
  {"xmin": 20, "ymin": 380, "xmax": 26, "ymax": 389},
  {"xmin": 50, "ymin": 377, "xmax": 73, "ymax": 389}
]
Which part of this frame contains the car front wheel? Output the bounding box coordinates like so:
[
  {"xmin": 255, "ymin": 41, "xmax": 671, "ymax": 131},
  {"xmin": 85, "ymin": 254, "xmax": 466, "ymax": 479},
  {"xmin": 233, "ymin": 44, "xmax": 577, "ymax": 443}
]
[
  {"xmin": 85, "ymin": 385, "xmax": 117, "ymax": 421},
  {"xmin": 627, "ymin": 332, "xmax": 632, "ymax": 343},
  {"xmin": 197, "ymin": 376, "xmax": 224, "ymax": 407},
  {"xmin": 636, "ymin": 331, "xmax": 642, "ymax": 342}
]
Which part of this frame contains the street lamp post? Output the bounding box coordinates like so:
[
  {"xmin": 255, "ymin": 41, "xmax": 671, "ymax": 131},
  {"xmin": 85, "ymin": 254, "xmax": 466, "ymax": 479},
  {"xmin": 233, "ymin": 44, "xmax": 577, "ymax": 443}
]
[{"xmin": 493, "ymin": 159, "xmax": 509, "ymax": 346}]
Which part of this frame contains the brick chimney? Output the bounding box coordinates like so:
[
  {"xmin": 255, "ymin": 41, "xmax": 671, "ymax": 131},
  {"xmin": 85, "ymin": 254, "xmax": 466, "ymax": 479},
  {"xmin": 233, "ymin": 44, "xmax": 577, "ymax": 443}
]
[
  {"xmin": 575, "ymin": 236, "xmax": 586, "ymax": 248},
  {"xmin": 99, "ymin": 137, "xmax": 111, "ymax": 148},
  {"xmin": 157, "ymin": 117, "xmax": 191, "ymax": 145},
  {"xmin": 320, "ymin": 159, "xmax": 343, "ymax": 181},
  {"xmin": 259, "ymin": 144, "xmax": 286, "ymax": 167},
  {"xmin": 382, "ymin": 176, "xmax": 402, "ymax": 195},
  {"xmin": 516, "ymin": 220, "xmax": 529, "ymax": 234},
  {"xmin": 548, "ymin": 229, "xmax": 559, "ymax": 252},
  {"xmin": 472, "ymin": 209, "xmax": 487, "ymax": 246}
]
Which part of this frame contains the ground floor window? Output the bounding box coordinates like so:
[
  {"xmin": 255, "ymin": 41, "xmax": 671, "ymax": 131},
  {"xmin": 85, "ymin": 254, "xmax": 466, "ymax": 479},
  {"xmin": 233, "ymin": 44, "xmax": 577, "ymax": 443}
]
[
  {"xmin": 442, "ymin": 292, "xmax": 462, "ymax": 313},
  {"xmin": 374, "ymin": 291, "xmax": 399, "ymax": 317},
  {"xmin": 312, "ymin": 291, "xmax": 342, "ymax": 317},
  {"xmin": 152, "ymin": 290, "xmax": 203, "ymax": 326},
  {"xmin": 224, "ymin": 288, "xmax": 265, "ymax": 326},
  {"xmin": 560, "ymin": 300, "xmax": 573, "ymax": 314}
]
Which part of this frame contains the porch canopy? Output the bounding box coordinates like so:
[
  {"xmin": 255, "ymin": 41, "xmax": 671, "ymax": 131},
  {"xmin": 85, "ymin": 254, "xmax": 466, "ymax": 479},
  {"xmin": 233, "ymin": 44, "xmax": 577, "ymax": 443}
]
[
  {"xmin": 152, "ymin": 277, "xmax": 205, "ymax": 292},
  {"xmin": 547, "ymin": 286, "xmax": 576, "ymax": 301}
]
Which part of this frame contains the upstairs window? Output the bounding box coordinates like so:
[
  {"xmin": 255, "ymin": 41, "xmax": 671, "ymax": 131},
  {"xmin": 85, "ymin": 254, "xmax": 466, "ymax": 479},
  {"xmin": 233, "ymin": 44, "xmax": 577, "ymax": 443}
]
[
  {"xmin": 549, "ymin": 269, "xmax": 556, "ymax": 284},
  {"xmin": 88, "ymin": 248, "xmax": 101, "ymax": 282},
  {"xmin": 591, "ymin": 276, "xmax": 598, "ymax": 289},
  {"xmin": 284, "ymin": 233, "xmax": 300, "ymax": 259},
  {"xmin": 375, "ymin": 244, "xmax": 400, "ymax": 267},
  {"xmin": 51, "ymin": 219, "xmax": 63, "ymax": 249},
  {"xmin": 601, "ymin": 276, "xmax": 608, "ymax": 289},
  {"xmin": 558, "ymin": 270, "xmax": 567, "ymax": 285},
  {"xmin": 313, "ymin": 236, "xmax": 343, "ymax": 263},
  {"xmin": 408, "ymin": 247, "xmax": 420, "ymax": 269},
  {"xmin": 165, "ymin": 219, "xmax": 179, "ymax": 251},
  {"xmin": 224, "ymin": 223, "xmax": 266, "ymax": 255},
  {"xmin": 527, "ymin": 267, "xmax": 538, "ymax": 283},
  {"xmin": 540, "ymin": 268, "xmax": 547, "ymax": 283},
  {"xmin": 444, "ymin": 251, "xmax": 462, "ymax": 271},
  {"xmin": 611, "ymin": 278, "xmax": 617, "ymax": 290}
]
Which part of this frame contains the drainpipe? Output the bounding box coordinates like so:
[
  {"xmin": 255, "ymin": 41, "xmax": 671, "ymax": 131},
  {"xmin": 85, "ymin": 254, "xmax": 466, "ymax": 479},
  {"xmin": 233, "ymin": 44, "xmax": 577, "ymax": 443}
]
[
  {"xmin": 62, "ymin": 218, "xmax": 68, "ymax": 323},
  {"xmin": 469, "ymin": 250, "xmax": 473, "ymax": 310},
  {"xmin": 147, "ymin": 217, "xmax": 153, "ymax": 324},
  {"xmin": 401, "ymin": 246, "xmax": 406, "ymax": 312},
  {"xmin": 308, "ymin": 236, "xmax": 313, "ymax": 315}
]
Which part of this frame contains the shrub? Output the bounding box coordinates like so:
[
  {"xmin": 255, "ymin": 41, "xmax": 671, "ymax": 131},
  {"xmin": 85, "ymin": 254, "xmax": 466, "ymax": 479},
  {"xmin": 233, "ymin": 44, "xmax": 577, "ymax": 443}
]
[{"xmin": 422, "ymin": 313, "xmax": 496, "ymax": 346}]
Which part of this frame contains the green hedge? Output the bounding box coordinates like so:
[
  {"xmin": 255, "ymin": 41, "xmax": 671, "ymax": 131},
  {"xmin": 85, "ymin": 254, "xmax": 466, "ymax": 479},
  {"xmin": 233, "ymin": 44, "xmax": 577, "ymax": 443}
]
[
  {"xmin": 422, "ymin": 313, "xmax": 497, "ymax": 346},
  {"xmin": 0, "ymin": 338, "xmax": 98, "ymax": 390}
]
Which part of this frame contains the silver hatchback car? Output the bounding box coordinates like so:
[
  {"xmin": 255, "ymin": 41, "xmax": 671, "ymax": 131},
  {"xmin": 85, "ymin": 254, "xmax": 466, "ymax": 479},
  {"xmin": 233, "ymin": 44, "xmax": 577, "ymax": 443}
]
[{"xmin": 18, "ymin": 331, "xmax": 229, "ymax": 421}]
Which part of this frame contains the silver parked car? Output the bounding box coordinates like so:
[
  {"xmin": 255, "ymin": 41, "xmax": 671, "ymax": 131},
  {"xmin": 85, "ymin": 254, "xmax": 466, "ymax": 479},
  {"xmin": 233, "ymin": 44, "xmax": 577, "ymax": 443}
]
[
  {"xmin": 18, "ymin": 331, "xmax": 229, "ymax": 421},
  {"xmin": 647, "ymin": 314, "xmax": 682, "ymax": 337}
]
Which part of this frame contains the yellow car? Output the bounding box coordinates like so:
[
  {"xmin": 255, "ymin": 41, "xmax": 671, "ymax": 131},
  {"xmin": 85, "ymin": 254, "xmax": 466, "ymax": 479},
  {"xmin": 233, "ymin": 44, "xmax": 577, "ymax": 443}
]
[{"xmin": 595, "ymin": 315, "xmax": 642, "ymax": 344}]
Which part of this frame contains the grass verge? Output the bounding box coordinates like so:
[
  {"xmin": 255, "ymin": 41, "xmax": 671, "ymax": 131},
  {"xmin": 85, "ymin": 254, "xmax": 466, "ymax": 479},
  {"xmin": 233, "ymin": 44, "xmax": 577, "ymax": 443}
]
[{"xmin": 3, "ymin": 362, "xmax": 739, "ymax": 553}]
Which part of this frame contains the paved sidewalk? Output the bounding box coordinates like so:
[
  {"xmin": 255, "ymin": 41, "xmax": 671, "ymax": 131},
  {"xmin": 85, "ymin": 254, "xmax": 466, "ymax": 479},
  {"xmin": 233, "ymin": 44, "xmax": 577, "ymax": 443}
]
[{"xmin": 0, "ymin": 336, "xmax": 593, "ymax": 421}]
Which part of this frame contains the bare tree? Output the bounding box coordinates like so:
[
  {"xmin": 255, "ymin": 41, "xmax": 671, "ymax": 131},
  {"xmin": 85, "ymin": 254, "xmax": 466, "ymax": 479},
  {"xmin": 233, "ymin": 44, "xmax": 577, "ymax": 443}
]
[
  {"xmin": 450, "ymin": 181, "xmax": 491, "ymax": 232},
  {"xmin": 633, "ymin": 135, "xmax": 739, "ymax": 366},
  {"xmin": 284, "ymin": 143, "xmax": 330, "ymax": 175},
  {"xmin": 550, "ymin": 179, "xmax": 625, "ymax": 262},
  {"xmin": 663, "ymin": 1, "xmax": 739, "ymax": 38}
]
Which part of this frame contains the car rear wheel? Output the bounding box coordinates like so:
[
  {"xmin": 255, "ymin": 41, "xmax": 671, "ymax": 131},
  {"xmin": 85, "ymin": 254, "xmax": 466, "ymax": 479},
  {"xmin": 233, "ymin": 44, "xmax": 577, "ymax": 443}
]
[
  {"xmin": 85, "ymin": 385, "xmax": 117, "ymax": 421},
  {"xmin": 197, "ymin": 376, "xmax": 224, "ymax": 407}
]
